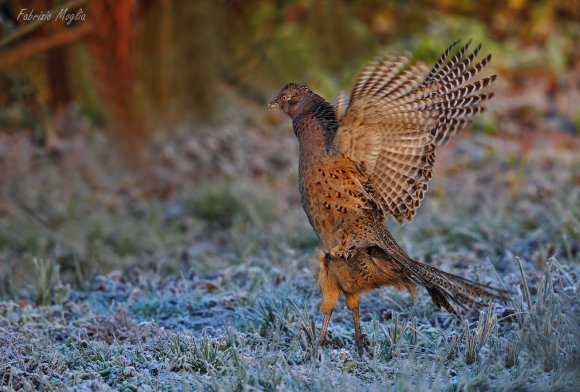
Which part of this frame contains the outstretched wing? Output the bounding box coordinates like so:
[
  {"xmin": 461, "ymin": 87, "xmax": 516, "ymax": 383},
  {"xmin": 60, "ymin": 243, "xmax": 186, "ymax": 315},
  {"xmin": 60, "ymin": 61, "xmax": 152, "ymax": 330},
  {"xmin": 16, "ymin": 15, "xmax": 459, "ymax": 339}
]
[{"xmin": 333, "ymin": 40, "xmax": 495, "ymax": 223}]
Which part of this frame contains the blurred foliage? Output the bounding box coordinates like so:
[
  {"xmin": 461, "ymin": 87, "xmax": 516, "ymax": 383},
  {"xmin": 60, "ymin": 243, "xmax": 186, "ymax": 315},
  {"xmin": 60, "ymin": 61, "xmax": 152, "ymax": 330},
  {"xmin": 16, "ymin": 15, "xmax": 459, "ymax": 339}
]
[{"xmin": 0, "ymin": 0, "xmax": 578, "ymax": 138}]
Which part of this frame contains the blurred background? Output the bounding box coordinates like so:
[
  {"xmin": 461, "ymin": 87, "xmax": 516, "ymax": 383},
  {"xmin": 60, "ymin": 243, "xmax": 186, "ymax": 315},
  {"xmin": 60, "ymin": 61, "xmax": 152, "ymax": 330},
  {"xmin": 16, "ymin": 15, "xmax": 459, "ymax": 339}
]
[{"xmin": 0, "ymin": 0, "xmax": 578, "ymax": 299}]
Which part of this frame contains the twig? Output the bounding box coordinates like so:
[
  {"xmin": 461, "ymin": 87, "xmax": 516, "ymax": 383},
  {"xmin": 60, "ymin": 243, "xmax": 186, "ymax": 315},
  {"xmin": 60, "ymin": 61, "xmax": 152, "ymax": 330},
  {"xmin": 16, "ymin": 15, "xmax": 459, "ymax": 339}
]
[
  {"xmin": 485, "ymin": 257, "xmax": 510, "ymax": 294},
  {"xmin": 0, "ymin": 22, "xmax": 93, "ymax": 68},
  {"xmin": 516, "ymin": 256, "xmax": 532, "ymax": 311}
]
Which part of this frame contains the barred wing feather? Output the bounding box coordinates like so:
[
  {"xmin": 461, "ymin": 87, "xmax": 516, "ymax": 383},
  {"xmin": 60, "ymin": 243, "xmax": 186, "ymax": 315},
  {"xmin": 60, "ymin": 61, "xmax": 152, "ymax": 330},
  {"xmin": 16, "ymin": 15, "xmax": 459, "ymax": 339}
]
[{"xmin": 333, "ymin": 40, "xmax": 496, "ymax": 223}]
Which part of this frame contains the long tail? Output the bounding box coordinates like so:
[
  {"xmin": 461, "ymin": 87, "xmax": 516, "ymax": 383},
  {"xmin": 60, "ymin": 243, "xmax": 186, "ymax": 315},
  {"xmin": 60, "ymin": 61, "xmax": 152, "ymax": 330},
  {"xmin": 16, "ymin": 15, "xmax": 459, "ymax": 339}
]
[
  {"xmin": 399, "ymin": 256, "xmax": 509, "ymax": 318},
  {"xmin": 374, "ymin": 234, "xmax": 509, "ymax": 318}
]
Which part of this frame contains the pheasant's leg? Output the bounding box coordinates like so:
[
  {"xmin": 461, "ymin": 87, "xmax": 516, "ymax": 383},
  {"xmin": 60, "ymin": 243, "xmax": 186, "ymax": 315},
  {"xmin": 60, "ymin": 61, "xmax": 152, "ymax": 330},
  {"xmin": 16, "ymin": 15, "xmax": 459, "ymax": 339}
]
[
  {"xmin": 319, "ymin": 309, "xmax": 333, "ymax": 346},
  {"xmin": 346, "ymin": 293, "xmax": 364, "ymax": 356},
  {"xmin": 318, "ymin": 255, "xmax": 340, "ymax": 347}
]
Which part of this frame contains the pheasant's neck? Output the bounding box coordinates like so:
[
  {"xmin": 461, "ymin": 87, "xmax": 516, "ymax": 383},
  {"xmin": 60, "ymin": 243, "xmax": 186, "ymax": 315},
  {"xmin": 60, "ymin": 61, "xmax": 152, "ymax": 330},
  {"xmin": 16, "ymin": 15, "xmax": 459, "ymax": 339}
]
[
  {"xmin": 295, "ymin": 116, "xmax": 328, "ymax": 165},
  {"xmin": 293, "ymin": 99, "xmax": 339, "ymax": 165}
]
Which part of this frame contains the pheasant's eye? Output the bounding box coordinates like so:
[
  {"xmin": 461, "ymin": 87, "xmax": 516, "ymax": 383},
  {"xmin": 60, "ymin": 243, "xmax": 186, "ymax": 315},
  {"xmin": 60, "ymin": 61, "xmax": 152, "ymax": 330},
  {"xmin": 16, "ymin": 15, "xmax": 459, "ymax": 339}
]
[{"xmin": 282, "ymin": 94, "xmax": 289, "ymax": 101}]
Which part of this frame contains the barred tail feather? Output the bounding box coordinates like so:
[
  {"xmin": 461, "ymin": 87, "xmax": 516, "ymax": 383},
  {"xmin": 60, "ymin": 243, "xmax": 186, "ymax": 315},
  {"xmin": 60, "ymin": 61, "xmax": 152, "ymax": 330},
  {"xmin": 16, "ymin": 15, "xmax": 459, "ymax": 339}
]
[
  {"xmin": 401, "ymin": 256, "xmax": 509, "ymax": 318},
  {"xmin": 373, "ymin": 239, "xmax": 509, "ymax": 318}
]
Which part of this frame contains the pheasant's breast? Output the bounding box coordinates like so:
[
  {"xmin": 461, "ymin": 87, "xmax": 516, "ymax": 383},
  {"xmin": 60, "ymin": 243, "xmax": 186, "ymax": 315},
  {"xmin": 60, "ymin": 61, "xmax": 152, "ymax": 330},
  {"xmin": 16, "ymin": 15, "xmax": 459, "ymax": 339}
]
[{"xmin": 300, "ymin": 156, "xmax": 377, "ymax": 253}]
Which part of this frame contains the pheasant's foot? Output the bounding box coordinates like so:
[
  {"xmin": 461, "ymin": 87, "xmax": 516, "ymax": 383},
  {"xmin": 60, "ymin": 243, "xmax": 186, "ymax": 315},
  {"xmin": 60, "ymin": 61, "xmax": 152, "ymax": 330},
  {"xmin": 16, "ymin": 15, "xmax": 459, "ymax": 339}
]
[{"xmin": 354, "ymin": 333, "xmax": 373, "ymax": 357}]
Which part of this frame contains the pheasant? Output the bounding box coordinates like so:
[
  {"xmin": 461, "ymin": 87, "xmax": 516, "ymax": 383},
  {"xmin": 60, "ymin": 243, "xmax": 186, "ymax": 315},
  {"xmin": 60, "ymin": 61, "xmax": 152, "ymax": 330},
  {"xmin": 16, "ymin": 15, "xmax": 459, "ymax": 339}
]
[{"xmin": 268, "ymin": 40, "xmax": 507, "ymax": 355}]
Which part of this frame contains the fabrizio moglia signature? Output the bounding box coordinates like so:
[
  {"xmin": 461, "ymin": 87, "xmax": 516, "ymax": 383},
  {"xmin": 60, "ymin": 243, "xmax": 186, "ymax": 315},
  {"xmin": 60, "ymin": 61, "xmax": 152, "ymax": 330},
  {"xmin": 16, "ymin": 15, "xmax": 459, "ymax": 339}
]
[{"xmin": 17, "ymin": 7, "xmax": 86, "ymax": 26}]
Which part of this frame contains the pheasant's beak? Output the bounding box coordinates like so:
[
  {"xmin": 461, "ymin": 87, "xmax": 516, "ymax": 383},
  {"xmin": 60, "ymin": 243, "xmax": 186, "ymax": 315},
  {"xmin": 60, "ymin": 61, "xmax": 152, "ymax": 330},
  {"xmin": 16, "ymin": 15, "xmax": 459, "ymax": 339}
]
[{"xmin": 267, "ymin": 100, "xmax": 279, "ymax": 110}]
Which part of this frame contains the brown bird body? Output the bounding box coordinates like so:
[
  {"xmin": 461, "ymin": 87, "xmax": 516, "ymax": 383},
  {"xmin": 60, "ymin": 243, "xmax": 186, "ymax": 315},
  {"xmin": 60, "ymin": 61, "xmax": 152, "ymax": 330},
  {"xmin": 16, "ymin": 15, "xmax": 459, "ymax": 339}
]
[{"xmin": 269, "ymin": 40, "xmax": 507, "ymax": 355}]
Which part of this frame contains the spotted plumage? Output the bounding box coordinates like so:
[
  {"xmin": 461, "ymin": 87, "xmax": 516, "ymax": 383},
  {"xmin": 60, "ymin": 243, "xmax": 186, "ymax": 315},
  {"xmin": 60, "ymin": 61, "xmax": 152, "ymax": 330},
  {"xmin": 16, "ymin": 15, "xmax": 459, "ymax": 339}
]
[{"xmin": 268, "ymin": 40, "xmax": 507, "ymax": 356}]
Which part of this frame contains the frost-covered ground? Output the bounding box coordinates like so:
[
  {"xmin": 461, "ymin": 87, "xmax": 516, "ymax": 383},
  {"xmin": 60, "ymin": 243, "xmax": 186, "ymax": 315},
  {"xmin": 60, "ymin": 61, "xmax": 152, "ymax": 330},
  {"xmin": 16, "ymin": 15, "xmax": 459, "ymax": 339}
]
[{"xmin": 1, "ymin": 131, "xmax": 579, "ymax": 391}]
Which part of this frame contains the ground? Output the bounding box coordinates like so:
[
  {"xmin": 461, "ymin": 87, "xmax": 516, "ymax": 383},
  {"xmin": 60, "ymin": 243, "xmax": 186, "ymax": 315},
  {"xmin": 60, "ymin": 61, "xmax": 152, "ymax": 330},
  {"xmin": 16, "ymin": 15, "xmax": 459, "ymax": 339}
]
[{"xmin": 0, "ymin": 121, "xmax": 578, "ymax": 391}]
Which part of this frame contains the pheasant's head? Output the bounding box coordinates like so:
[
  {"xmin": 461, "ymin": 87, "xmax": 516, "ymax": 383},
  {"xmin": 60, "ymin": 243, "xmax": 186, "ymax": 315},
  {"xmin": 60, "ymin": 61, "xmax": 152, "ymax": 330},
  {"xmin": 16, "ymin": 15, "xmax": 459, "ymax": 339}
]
[{"xmin": 268, "ymin": 83, "xmax": 313, "ymax": 118}]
